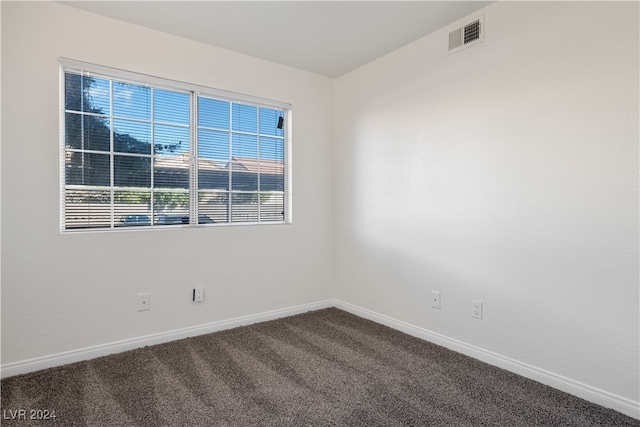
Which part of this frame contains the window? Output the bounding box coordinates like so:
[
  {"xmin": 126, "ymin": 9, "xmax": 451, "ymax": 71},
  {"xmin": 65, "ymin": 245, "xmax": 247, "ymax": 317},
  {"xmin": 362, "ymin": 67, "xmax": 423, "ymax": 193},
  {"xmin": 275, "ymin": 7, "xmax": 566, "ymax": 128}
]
[{"xmin": 60, "ymin": 59, "xmax": 290, "ymax": 231}]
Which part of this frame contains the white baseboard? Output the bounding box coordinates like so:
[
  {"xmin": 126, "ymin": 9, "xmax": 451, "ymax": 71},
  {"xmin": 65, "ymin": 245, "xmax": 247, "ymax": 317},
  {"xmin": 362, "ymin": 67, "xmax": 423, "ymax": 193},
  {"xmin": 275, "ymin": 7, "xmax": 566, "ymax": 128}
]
[
  {"xmin": 0, "ymin": 300, "xmax": 334, "ymax": 380},
  {"xmin": 2, "ymin": 298, "xmax": 638, "ymax": 420},
  {"xmin": 333, "ymin": 299, "xmax": 640, "ymax": 420}
]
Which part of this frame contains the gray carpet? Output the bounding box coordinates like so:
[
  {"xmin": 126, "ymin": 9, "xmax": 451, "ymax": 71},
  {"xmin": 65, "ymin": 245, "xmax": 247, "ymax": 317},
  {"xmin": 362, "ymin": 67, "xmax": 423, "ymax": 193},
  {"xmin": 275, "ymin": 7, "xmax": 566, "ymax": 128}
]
[{"xmin": 1, "ymin": 308, "xmax": 638, "ymax": 426}]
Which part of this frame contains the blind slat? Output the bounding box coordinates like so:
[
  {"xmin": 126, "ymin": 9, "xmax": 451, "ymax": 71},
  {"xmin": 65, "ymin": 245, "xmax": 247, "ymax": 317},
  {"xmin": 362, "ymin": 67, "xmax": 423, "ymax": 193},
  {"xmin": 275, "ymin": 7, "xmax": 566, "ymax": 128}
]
[{"xmin": 62, "ymin": 62, "xmax": 289, "ymax": 231}]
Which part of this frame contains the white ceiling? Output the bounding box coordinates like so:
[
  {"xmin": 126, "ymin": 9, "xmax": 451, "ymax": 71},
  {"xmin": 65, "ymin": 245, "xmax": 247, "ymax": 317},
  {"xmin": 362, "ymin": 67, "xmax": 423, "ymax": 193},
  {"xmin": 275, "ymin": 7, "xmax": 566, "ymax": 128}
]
[{"xmin": 60, "ymin": 1, "xmax": 493, "ymax": 78}]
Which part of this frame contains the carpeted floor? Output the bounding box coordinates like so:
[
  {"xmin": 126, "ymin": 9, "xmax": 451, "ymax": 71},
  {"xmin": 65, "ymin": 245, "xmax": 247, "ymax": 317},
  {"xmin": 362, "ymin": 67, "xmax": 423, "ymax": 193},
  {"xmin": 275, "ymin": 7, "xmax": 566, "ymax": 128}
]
[{"xmin": 1, "ymin": 308, "xmax": 638, "ymax": 426}]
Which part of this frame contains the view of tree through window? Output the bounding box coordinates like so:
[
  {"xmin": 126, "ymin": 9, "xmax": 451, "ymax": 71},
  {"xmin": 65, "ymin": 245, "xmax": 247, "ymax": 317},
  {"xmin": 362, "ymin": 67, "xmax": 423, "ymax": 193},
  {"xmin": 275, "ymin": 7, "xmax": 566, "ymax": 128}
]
[{"xmin": 62, "ymin": 66, "xmax": 288, "ymax": 230}]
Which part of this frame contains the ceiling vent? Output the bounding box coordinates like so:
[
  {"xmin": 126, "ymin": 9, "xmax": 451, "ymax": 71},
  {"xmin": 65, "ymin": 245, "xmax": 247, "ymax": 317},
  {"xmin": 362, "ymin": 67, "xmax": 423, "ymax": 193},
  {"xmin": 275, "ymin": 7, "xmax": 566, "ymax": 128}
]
[{"xmin": 447, "ymin": 15, "xmax": 484, "ymax": 55}]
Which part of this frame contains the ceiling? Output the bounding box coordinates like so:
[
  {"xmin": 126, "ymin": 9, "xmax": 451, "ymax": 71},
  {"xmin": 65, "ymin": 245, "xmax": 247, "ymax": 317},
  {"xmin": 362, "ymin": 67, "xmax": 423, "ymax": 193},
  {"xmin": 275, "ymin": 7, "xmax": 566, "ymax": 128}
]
[{"xmin": 60, "ymin": 1, "xmax": 493, "ymax": 78}]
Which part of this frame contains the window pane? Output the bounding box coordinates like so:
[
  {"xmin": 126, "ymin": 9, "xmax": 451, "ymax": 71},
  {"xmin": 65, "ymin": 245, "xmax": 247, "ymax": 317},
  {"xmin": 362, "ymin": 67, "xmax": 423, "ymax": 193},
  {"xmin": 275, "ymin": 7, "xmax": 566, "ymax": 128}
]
[
  {"xmin": 231, "ymin": 160, "xmax": 258, "ymax": 191},
  {"xmin": 64, "ymin": 189, "xmax": 111, "ymax": 229},
  {"xmin": 65, "ymin": 74, "xmax": 110, "ymax": 115},
  {"xmin": 198, "ymin": 129, "xmax": 229, "ymax": 162},
  {"xmin": 114, "ymin": 191, "xmax": 151, "ymax": 227},
  {"xmin": 154, "ymin": 153, "xmax": 190, "ymax": 189},
  {"xmin": 199, "ymin": 161, "xmax": 229, "ymax": 189},
  {"xmin": 114, "ymin": 119, "xmax": 151, "ymax": 154},
  {"xmin": 114, "ymin": 155, "xmax": 151, "ymax": 188},
  {"xmin": 259, "ymin": 160, "xmax": 284, "ymax": 191},
  {"xmin": 64, "ymin": 73, "xmax": 83, "ymax": 112},
  {"xmin": 232, "ymin": 103, "xmax": 257, "ymax": 133},
  {"xmin": 154, "ymin": 212, "xmax": 189, "ymax": 225},
  {"xmin": 197, "ymin": 213, "xmax": 216, "ymax": 225},
  {"xmin": 86, "ymin": 77, "xmax": 111, "ymax": 115},
  {"xmin": 259, "ymin": 107, "xmax": 284, "ymax": 137},
  {"xmin": 113, "ymin": 82, "xmax": 150, "ymax": 120},
  {"xmin": 232, "ymin": 133, "xmax": 257, "ymax": 159},
  {"xmin": 65, "ymin": 152, "xmax": 110, "ymax": 186},
  {"xmin": 259, "ymin": 138, "xmax": 284, "ymax": 191},
  {"xmin": 259, "ymin": 136, "xmax": 284, "ymax": 161},
  {"xmin": 231, "ymin": 192, "xmax": 258, "ymax": 223},
  {"xmin": 154, "ymin": 124, "xmax": 189, "ymax": 155},
  {"xmin": 199, "ymin": 191, "xmax": 229, "ymax": 223},
  {"xmin": 154, "ymin": 89, "xmax": 189, "ymax": 125},
  {"xmin": 260, "ymin": 192, "xmax": 285, "ymax": 222},
  {"xmin": 198, "ymin": 97, "xmax": 229, "ymax": 129},
  {"xmin": 198, "ymin": 129, "xmax": 229, "ymax": 189},
  {"xmin": 154, "ymin": 191, "xmax": 189, "ymax": 225},
  {"xmin": 65, "ymin": 113, "xmax": 111, "ymax": 152}
]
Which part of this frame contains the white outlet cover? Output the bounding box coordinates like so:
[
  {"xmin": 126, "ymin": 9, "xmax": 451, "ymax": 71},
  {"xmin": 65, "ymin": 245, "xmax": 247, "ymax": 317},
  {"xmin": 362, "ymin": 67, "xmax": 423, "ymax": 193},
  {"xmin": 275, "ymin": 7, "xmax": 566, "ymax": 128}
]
[
  {"xmin": 137, "ymin": 293, "xmax": 150, "ymax": 311},
  {"xmin": 431, "ymin": 291, "xmax": 441, "ymax": 309},
  {"xmin": 194, "ymin": 287, "xmax": 204, "ymax": 302},
  {"xmin": 472, "ymin": 300, "xmax": 482, "ymax": 319}
]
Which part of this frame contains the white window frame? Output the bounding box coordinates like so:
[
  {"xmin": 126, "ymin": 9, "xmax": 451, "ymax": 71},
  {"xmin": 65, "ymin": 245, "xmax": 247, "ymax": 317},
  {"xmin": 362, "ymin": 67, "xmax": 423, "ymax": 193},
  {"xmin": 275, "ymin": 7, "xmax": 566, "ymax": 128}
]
[{"xmin": 59, "ymin": 58, "xmax": 292, "ymax": 232}]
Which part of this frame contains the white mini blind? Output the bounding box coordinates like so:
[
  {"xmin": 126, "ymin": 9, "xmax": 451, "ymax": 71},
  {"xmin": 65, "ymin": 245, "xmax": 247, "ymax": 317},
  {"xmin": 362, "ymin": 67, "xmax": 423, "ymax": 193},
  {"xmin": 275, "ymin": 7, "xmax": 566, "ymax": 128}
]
[
  {"xmin": 61, "ymin": 60, "xmax": 290, "ymax": 231},
  {"xmin": 197, "ymin": 96, "xmax": 286, "ymax": 224}
]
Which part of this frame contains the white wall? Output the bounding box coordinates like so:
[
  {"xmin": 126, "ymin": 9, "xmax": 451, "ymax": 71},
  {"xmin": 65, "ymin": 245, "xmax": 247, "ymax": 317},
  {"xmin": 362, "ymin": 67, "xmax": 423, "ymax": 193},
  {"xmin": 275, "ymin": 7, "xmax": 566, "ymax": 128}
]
[
  {"xmin": 1, "ymin": 2, "xmax": 334, "ymax": 364},
  {"xmin": 2, "ymin": 0, "xmax": 639, "ymax": 418},
  {"xmin": 334, "ymin": 1, "xmax": 638, "ymax": 407}
]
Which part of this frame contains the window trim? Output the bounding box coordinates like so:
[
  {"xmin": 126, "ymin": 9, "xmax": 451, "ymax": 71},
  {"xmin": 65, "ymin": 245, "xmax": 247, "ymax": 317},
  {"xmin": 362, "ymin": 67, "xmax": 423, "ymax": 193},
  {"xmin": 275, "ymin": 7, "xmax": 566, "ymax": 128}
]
[{"xmin": 59, "ymin": 58, "xmax": 292, "ymax": 232}]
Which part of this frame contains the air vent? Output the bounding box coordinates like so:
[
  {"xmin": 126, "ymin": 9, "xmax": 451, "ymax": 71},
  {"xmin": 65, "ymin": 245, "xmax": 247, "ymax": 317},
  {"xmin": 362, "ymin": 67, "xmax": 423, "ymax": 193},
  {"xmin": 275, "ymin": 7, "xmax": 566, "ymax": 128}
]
[
  {"xmin": 447, "ymin": 15, "xmax": 484, "ymax": 55},
  {"xmin": 464, "ymin": 20, "xmax": 481, "ymax": 44},
  {"xmin": 449, "ymin": 28, "xmax": 463, "ymax": 51}
]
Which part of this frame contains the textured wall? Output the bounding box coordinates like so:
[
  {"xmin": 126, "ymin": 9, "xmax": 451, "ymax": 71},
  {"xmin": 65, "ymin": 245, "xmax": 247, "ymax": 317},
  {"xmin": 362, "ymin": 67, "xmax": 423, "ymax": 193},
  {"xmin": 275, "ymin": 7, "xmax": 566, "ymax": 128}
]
[
  {"xmin": 1, "ymin": 1, "xmax": 334, "ymax": 364},
  {"xmin": 334, "ymin": 1, "xmax": 639, "ymax": 403},
  {"xmin": 2, "ymin": 0, "xmax": 638, "ymax": 414}
]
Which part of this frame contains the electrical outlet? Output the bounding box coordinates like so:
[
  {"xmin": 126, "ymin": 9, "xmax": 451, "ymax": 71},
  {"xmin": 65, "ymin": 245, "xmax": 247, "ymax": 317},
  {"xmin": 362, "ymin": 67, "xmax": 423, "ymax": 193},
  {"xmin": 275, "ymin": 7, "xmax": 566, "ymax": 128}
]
[
  {"xmin": 431, "ymin": 291, "xmax": 441, "ymax": 309},
  {"xmin": 193, "ymin": 287, "xmax": 204, "ymax": 302},
  {"xmin": 472, "ymin": 300, "xmax": 482, "ymax": 319},
  {"xmin": 137, "ymin": 293, "xmax": 150, "ymax": 311}
]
